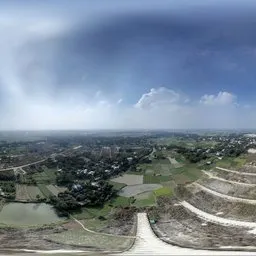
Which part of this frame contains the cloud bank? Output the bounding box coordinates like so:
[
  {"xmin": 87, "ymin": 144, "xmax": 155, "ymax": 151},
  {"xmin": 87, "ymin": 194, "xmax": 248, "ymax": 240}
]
[{"xmin": 0, "ymin": 1, "xmax": 255, "ymax": 130}]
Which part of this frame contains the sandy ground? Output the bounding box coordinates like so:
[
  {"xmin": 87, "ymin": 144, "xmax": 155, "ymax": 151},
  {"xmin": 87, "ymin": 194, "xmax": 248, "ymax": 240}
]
[
  {"xmin": 216, "ymin": 167, "xmax": 256, "ymax": 177},
  {"xmin": 180, "ymin": 201, "xmax": 256, "ymax": 231},
  {"xmin": 117, "ymin": 213, "xmax": 256, "ymax": 255},
  {"xmin": 193, "ymin": 183, "xmax": 256, "ymax": 204},
  {"xmin": 202, "ymin": 170, "xmax": 255, "ymax": 186}
]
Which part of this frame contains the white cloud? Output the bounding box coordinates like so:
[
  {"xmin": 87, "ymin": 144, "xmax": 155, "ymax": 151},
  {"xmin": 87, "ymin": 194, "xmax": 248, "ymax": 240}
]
[
  {"xmin": 200, "ymin": 91, "xmax": 236, "ymax": 106},
  {"xmin": 117, "ymin": 98, "xmax": 123, "ymax": 104},
  {"xmin": 134, "ymin": 87, "xmax": 180, "ymax": 109}
]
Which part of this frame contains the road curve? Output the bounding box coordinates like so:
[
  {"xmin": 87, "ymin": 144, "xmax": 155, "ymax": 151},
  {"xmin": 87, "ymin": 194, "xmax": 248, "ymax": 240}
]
[
  {"xmin": 202, "ymin": 170, "xmax": 256, "ymax": 186},
  {"xmin": 216, "ymin": 167, "xmax": 256, "ymax": 177},
  {"xmin": 116, "ymin": 213, "xmax": 256, "ymax": 255},
  {"xmin": 181, "ymin": 201, "xmax": 256, "ymax": 230},
  {"xmin": 193, "ymin": 182, "xmax": 256, "ymax": 204}
]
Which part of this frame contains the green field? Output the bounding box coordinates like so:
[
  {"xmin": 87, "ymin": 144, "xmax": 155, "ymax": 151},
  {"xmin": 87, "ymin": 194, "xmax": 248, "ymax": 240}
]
[
  {"xmin": 73, "ymin": 204, "xmax": 112, "ymax": 220},
  {"xmin": 43, "ymin": 167, "xmax": 57, "ymax": 183},
  {"xmin": 37, "ymin": 183, "xmax": 53, "ymax": 197},
  {"xmin": 217, "ymin": 156, "xmax": 247, "ymax": 169},
  {"xmin": 108, "ymin": 181, "xmax": 127, "ymax": 191},
  {"xmin": 132, "ymin": 192, "xmax": 155, "ymax": 208},
  {"xmin": 33, "ymin": 172, "xmax": 51, "ymax": 183},
  {"xmin": 154, "ymin": 187, "xmax": 172, "ymax": 197},
  {"xmin": 143, "ymin": 175, "xmax": 172, "ymax": 184},
  {"xmin": 110, "ymin": 196, "xmax": 131, "ymax": 207}
]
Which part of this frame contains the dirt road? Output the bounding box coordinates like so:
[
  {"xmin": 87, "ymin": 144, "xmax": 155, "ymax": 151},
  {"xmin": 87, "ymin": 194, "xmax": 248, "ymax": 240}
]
[
  {"xmin": 202, "ymin": 170, "xmax": 256, "ymax": 186},
  {"xmin": 216, "ymin": 167, "xmax": 256, "ymax": 176},
  {"xmin": 71, "ymin": 216, "xmax": 136, "ymax": 239},
  {"xmin": 181, "ymin": 201, "xmax": 256, "ymax": 230},
  {"xmin": 193, "ymin": 182, "xmax": 256, "ymax": 204},
  {"xmin": 118, "ymin": 213, "xmax": 256, "ymax": 255}
]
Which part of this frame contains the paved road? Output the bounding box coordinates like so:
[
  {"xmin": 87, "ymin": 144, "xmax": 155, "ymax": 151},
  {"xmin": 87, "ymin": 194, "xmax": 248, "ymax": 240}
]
[
  {"xmin": 202, "ymin": 170, "xmax": 256, "ymax": 186},
  {"xmin": 193, "ymin": 182, "xmax": 256, "ymax": 204},
  {"xmin": 117, "ymin": 213, "xmax": 256, "ymax": 255},
  {"xmin": 0, "ymin": 159, "xmax": 46, "ymax": 172},
  {"xmin": 216, "ymin": 167, "xmax": 256, "ymax": 177}
]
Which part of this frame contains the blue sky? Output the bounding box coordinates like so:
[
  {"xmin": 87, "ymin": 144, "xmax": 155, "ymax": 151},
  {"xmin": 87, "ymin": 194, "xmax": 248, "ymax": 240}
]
[{"xmin": 0, "ymin": 0, "xmax": 256, "ymax": 129}]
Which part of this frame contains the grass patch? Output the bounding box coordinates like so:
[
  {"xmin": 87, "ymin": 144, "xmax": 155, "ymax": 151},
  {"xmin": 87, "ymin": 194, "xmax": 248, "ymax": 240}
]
[
  {"xmin": 143, "ymin": 175, "xmax": 172, "ymax": 184},
  {"xmin": 154, "ymin": 187, "xmax": 172, "ymax": 197},
  {"xmin": 33, "ymin": 172, "xmax": 50, "ymax": 184},
  {"xmin": 43, "ymin": 168, "xmax": 57, "ymax": 183},
  {"xmin": 48, "ymin": 229, "xmax": 133, "ymax": 250},
  {"xmin": 108, "ymin": 181, "xmax": 126, "ymax": 191},
  {"xmin": 74, "ymin": 204, "xmax": 112, "ymax": 220},
  {"xmin": 133, "ymin": 194, "xmax": 155, "ymax": 208},
  {"xmin": 37, "ymin": 183, "xmax": 53, "ymax": 197},
  {"xmin": 110, "ymin": 196, "xmax": 131, "ymax": 207},
  {"xmin": 217, "ymin": 157, "xmax": 247, "ymax": 169}
]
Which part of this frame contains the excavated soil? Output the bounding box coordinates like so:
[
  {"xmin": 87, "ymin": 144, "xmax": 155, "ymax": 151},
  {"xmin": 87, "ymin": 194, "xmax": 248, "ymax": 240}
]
[
  {"xmin": 185, "ymin": 186, "xmax": 256, "ymax": 222},
  {"xmin": 150, "ymin": 198, "xmax": 256, "ymax": 249},
  {"xmin": 198, "ymin": 177, "xmax": 256, "ymax": 199}
]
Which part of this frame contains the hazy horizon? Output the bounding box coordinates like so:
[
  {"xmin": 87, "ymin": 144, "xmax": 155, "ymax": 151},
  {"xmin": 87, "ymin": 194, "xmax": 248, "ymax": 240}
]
[{"xmin": 1, "ymin": 0, "xmax": 256, "ymax": 130}]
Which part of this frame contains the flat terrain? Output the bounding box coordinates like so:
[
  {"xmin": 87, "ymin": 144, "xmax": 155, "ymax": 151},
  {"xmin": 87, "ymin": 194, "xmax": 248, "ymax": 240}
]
[
  {"xmin": 46, "ymin": 185, "xmax": 66, "ymax": 196},
  {"xmin": 111, "ymin": 174, "xmax": 143, "ymax": 185},
  {"xmin": 119, "ymin": 184, "xmax": 162, "ymax": 197},
  {"xmin": 16, "ymin": 185, "xmax": 44, "ymax": 201}
]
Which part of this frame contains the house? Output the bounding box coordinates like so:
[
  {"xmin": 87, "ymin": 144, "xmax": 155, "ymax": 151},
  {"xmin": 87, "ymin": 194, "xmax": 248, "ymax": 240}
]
[
  {"xmin": 127, "ymin": 157, "xmax": 133, "ymax": 163},
  {"xmin": 72, "ymin": 184, "xmax": 82, "ymax": 191}
]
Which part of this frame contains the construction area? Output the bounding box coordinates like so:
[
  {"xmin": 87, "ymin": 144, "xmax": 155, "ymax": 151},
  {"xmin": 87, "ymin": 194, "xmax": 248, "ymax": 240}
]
[{"xmin": 145, "ymin": 163, "xmax": 256, "ymax": 253}]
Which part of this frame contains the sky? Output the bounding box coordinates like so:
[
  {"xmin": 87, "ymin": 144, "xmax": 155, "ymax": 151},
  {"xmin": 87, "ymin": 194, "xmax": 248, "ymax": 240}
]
[{"xmin": 1, "ymin": 0, "xmax": 256, "ymax": 130}]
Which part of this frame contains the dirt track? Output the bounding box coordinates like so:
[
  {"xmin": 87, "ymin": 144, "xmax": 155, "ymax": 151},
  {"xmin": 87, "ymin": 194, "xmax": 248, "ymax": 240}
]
[
  {"xmin": 193, "ymin": 183, "xmax": 256, "ymax": 204},
  {"xmin": 118, "ymin": 213, "xmax": 256, "ymax": 255}
]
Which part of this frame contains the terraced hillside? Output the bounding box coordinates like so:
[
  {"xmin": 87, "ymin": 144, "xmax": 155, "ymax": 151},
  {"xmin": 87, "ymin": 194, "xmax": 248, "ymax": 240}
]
[{"xmin": 150, "ymin": 162, "xmax": 256, "ymax": 250}]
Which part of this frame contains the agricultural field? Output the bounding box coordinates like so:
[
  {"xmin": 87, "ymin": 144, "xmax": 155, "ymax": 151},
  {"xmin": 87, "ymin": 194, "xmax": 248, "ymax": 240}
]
[
  {"xmin": 48, "ymin": 229, "xmax": 134, "ymax": 251},
  {"xmin": 46, "ymin": 185, "xmax": 66, "ymax": 196},
  {"xmin": 108, "ymin": 181, "xmax": 126, "ymax": 191},
  {"xmin": 143, "ymin": 175, "xmax": 172, "ymax": 184},
  {"xmin": 15, "ymin": 184, "xmax": 44, "ymax": 201},
  {"xmin": 73, "ymin": 204, "xmax": 113, "ymax": 220},
  {"xmin": 154, "ymin": 187, "xmax": 172, "ymax": 197},
  {"xmin": 110, "ymin": 196, "xmax": 131, "ymax": 207},
  {"xmin": 43, "ymin": 167, "xmax": 57, "ymax": 182},
  {"xmin": 111, "ymin": 174, "xmax": 143, "ymax": 185},
  {"xmin": 37, "ymin": 184, "xmax": 53, "ymax": 197},
  {"xmin": 133, "ymin": 192, "xmax": 155, "ymax": 208},
  {"xmin": 217, "ymin": 156, "xmax": 247, "ymax": 169},
  {"xmin": 32, "ymin": 172, "xmax": 51, "ymax": 184},
  {"xmin": 119, "ymin": 184, "xmax": 162, "ymax": 197},
  {"xmin": 154, "ymin": 137, "xmax": 218, "ymax": 149}
]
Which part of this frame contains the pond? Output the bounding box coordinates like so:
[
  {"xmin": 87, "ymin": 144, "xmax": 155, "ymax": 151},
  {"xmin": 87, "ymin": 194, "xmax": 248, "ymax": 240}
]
[{"xmin": 0, "ymin": 203, "xmax": 64, "ymax": 226}]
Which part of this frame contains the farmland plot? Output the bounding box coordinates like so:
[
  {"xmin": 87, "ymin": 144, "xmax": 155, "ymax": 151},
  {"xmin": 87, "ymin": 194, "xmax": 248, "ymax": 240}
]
[
  {"xmin": 16, "ymin": 185, "xmax": 44, "ymax": 200},
  {"xmin": 48, "ymin": 229, "xmax": 133, "ymax": 250},
  {"xmin": 46, "ymin": 185, "xmax": 66, "ymax": 196},
  {"xmin": 15, "ymin": 184, "xmax": 30, "ymax": 201},
  {"xmin": 119, "ymin": 184, "xmax": 162, "ymax": 197},
  {"xmin": 111, "ymin": 174, "xmax": 143, "ymax": 185}
]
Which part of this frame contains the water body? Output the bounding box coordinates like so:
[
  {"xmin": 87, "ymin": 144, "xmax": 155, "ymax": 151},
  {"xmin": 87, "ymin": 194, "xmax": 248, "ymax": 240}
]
[{"xmin": 0, "ymin": 203, "xmax": 63, "ymax": 226}]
